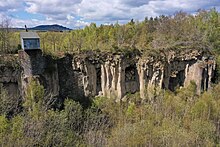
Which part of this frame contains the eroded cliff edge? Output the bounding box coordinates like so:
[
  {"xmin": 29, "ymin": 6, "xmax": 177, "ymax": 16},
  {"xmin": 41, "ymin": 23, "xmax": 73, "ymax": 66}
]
[
  {"xmin": 0, "ymin": 49, "xmax": 216, "ymax": 103},
  {"xmin": 73, "ymin": 49, "xmax": 216, "ymax": 101}
]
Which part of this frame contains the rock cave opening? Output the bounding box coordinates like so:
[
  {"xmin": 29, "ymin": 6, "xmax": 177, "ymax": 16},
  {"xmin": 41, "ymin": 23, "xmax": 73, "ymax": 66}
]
[
  {"xmin": 201, "ymin": 68, "xmax": 209, "ymax": 92},
  {"xmin": 96, "ymin": 67, "xmax": 102, "ymax": 94},
  {"xmin": 125, "ymin": 65, "xmax": 137, "ymax": 82},
  {"xmin": 125, "ymin": 65, "xmax": 139, "ymax": 93},
  {"xmin": 168, "ymin": 70, "xmax": 185, "ymax": 91}
]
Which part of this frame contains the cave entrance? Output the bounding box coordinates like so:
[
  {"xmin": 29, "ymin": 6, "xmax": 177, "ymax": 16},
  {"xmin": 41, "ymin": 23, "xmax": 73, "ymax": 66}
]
[
  {"xmin": 125, "ymin": 65, "xmax": 139, "ymax": 93},
  {"xmin": 201, "ymin": 68, "xmax": 209, "ymax": 92},
  {"xmin": 125, "ymin": 65, "xmax": 137, "ymax": 82},
  {"xmin": 168, "ymin": 70, "xmax": 185, "ymax": 91},
  {"xmin": 96, "ymin": 67, "xmax": 101, "ymax": 94}
]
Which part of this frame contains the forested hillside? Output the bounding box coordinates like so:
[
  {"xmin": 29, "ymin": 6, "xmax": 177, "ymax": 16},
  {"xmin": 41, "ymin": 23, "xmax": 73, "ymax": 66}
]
[
  {"xmin": 30, "ymin": 9, "xmax": 220, "ymax": 57},
  {"xmin": 1, "ymin": 9, "xmax": 220, "ymax": 56},
  {"xmin": 0, "ymin": 9, "xmax": 220, "ymax": 146},
  {"xmin": 1, "ymin": 80, "xmax": 220, "ymax": 146}
]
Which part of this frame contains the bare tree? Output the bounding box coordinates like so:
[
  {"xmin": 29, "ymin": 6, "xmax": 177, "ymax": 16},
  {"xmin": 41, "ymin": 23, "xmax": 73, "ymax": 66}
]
[{"xmin": 0, "ymin": 17, "xmax": 11, "ymax": 53}]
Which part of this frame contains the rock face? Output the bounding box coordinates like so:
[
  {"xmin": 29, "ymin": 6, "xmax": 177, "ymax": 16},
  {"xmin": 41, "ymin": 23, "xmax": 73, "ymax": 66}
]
[
  {"xmin": 0, "ymin": 49, "xmax": 216, "ymax": 103},
  {"xmin": 138, "ymin": 50, "xmax": 216, "ymax": 99},
  {"xmin": 72, "ymin": 53, "xmax": 140, "ymax": 100},
  {"xmin": 0, "ymin": 55, "xmax": 21, "ymax": 99},
  {"xmin": 72, "ymin": 50, "xmax": 216, "ymax": 100},
  {"xmin": 57, "ymin": 54, "xmax": 85, "ymax": 100},
  {"xmin": 19, "ymin": 50, "xmax": 59, "ymax": 101}
]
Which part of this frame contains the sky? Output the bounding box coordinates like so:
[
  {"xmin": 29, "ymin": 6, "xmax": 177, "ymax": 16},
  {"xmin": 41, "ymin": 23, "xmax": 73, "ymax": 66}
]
[{"xmin": 1, "ymin": 0, "xmax": 220, "ymax": 29}]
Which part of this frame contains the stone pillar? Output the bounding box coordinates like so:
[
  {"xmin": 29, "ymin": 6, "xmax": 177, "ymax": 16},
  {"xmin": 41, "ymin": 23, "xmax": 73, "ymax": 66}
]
[
  {"xmin": 138, "ymin": 61, "xmax": 146, "ymax": 99},
  {"xmin": 184, "ymin": 61, "xmax": 206, "ymax": 94},
  {"xmin": 101, "ymin": 64, "xmax": 107, "ymax": 96},
  {"xmin": 83, "ymin": 62, "xmax": 97, "ymax": 97}
]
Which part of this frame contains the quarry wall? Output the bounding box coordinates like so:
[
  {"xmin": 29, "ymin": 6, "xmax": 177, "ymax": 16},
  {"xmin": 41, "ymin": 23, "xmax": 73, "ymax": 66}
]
[{"xmin": 0, "ymin": 49, "xmax": 216, "ymax": 102}]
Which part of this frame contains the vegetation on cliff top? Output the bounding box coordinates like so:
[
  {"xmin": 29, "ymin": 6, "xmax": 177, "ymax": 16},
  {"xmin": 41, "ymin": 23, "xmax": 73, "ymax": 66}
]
[
  {"xmin": 34, "ymin": 9, "xmax": 220, "ymax": 57},
  {"xmin": 0, "ymin": 9, "xmax": 220, "ymax": 57}
]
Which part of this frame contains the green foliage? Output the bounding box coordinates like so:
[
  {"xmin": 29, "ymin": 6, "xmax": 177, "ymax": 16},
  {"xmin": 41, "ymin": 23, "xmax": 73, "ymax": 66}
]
[
  {"xmin": 23, "ymin": 79, "xmax": 45, "ymax": 115},
  {"xmin": 0, "ymin": 81, "xmax": 220, "ymax": 146},
  {"xmin": 1, "ymin": 9, "xmax": 220, "ymax": 58},
  {"xmin": 1, "ymin": 9, "xmax": 220, "ymax": 146},
  {"xmin": 0, "ymin": 84, "xmax": 21, "ymax": 117},
  {"xmin": 0, "ymin": 115, "xmax": 9, "ymax": 144},
  {"xmin": 0, "ymin": 54, "xmax": 20, "ymax": 68},
  {"xmin": 0, "ymin": 9, "xmax": 219, "ymax": 59},
  {"xmin": 0, "ymin": 9, "xmax": 215, "ymax": 56}
]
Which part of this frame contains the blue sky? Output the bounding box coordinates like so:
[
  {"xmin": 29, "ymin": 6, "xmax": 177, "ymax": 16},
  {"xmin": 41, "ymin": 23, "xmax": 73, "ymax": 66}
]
[{"xmin": 1, "ymin": 0, "xmax": 220, "ymax": 29}]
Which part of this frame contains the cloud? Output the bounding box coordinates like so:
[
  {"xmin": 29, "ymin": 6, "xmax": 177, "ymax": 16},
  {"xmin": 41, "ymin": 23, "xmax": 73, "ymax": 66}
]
[
  {"xmin": 11, "ymin": 16, "xmax": 89, "ymax": 29},
  {"xmin": 9, "ymin": 16, "xmax": 88, "ymax": 29},
  {"xmin": 0, "ymin": 0, "xmax": 22, "ymax": 12},
  {"xmin": 1, "ymin": 0, "xmax": 220, "ymax": 28},
  {"xmin": 21, "ymin": 0, "xmax": 86, "ymax": 27},
  {"xmin": 78, "ymin": 0, "xmax": 130, "ymax": 21},
  {"xmin": 78, "ymin": 0, "xmax": 220, "ymax": 23},
  {"xmin": 120, "ymin": 0, "xmax": 151, "ymax": 7},
  {"xmin": 147, "ymin": 0, "xmax": 220, "ymax": 15},
  {"xmin": 25, "ymin": 0, "xmax": 81, "ymax": 17}
]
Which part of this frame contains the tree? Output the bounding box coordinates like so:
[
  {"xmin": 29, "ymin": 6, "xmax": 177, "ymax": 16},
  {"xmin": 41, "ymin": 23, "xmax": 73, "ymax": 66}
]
[
  {"xmin": 0, "ymin": 17, "xmax": 12, "ymax": 53},
  {"xmin": 0, "ymin": 84, "xmax": 21, "ymax": 117}
]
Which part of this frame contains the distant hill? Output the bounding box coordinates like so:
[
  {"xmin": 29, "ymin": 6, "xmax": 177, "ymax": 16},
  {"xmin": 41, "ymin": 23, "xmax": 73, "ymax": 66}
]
[
  {"xmin": 14, "ymin": 24, "xmax": 72, "ymax": 32},
  {"xmin": 30, "ymin": 24, "xmax": 71, "ymax": 31}
]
